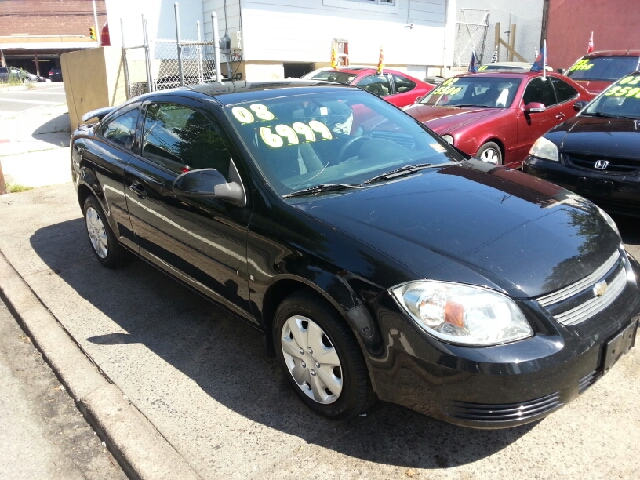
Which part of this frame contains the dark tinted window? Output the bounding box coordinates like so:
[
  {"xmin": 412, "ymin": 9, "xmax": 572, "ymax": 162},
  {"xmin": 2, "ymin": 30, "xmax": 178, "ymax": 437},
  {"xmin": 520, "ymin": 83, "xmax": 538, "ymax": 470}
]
[
  {"xmin": 392, "ymin": 74, "xmax": 416, "ymax": 93},
  {"xmin": 523, "ymin": 78, "xmax": 557, "ymax": 106},
  {"xmin": 357, "ymin": 74, "xmax": 392, "ymax": 97},
  {"xmin": 142, "ymin": 103, "xmax": 230, "ymax": 177},
  {"xmin": 101, "ymin": 109, "xmax": 139, "ymax": 149},
  {"xmin": 308, "ymin": 71, "xmax": 357, "ymax": 84},
  {"xmin": 566, "ymin": 56, "xmax": 640, "ymax": 81},
  {"xmin": 550, "ymin": 77, "xmax": 578, "ymax": 103}
]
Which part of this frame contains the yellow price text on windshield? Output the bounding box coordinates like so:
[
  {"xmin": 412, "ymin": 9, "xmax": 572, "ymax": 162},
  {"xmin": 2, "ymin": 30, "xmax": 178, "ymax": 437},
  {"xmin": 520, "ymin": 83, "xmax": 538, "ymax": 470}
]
[
  {"xmin": 568, "ymin": 59, "xmax": 593, "ymax": 72},
  {"xmin": 231, "ymin": 104, "xmax": 276, "ymax": 124},
  {"xmin": 604, "ymin": 84, "xmax": 640, "ymax": 98},
  {"xmin": 259, "ymin": 121, "xmax": 333, "ymax": 148},
  {"xmin": 478, "ymin": 65, "xmax": 488, "ymax": 72}
]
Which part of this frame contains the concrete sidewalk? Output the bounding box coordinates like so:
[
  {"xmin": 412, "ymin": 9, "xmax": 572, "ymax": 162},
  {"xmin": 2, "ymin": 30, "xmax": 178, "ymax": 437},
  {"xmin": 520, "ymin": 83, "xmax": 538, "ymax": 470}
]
[{"xmin": 0, "ymin": 103, "xmax": 72, "ymax": 188}]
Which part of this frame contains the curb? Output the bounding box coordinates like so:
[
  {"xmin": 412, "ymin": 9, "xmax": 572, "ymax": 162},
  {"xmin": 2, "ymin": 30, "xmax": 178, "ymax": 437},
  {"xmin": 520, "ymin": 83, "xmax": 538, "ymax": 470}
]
[{"xmin": 0, "ymin": 251, "xmax": 202, "ymax": 480}]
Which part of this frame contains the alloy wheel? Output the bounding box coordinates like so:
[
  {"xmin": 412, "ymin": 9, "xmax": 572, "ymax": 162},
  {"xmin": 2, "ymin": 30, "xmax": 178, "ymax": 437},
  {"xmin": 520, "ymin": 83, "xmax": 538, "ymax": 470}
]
[
  {"xmin": 281, "ymin": 315, "xmax": 343, "ymax": 404},
  {"xmin": 480, "ymin": 147, "xmax": 500, "ymax": 164},
  {"xmin": 85, "ymin": 206, "xmax": 109, "ymax": 259}
]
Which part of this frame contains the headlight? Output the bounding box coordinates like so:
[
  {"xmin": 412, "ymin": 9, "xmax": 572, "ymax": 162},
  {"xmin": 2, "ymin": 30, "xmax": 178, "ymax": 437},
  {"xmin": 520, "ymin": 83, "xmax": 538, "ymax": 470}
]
[
  {"xmin": 390, "ymin": 281, "xmax": 533, "ymax": 346},
  {"xmin": 441, "ymin": 134, "xmax": 454, "ymax": 145},
  {"xmin": 529, "ymin": 136, "xmax": 559, "ymax": 162}
]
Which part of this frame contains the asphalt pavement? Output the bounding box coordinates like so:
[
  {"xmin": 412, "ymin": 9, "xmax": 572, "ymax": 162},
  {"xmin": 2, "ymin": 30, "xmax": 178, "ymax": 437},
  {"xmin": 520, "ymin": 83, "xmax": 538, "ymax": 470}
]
[{"xmin": 0, "ymin": 94, "xmax": 639, "ymax": 479}]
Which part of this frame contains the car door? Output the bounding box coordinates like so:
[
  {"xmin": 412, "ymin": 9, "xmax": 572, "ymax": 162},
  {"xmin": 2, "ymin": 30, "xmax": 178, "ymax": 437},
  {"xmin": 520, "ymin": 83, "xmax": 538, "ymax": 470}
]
[
  {"xmin": 75, "ymin": 105, "xmax": 141, "ymax": 251},
  {"xmin": 125, "ymin": 97, "xmax": 254, "ymax": 321},
  {"xmin": 515, "ymin": 77, "xmax": 562, "ymax": 161}
]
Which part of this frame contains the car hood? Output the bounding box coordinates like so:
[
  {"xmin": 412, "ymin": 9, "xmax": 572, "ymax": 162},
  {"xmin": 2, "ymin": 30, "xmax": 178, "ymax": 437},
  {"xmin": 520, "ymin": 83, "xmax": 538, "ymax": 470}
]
[
  {"xmin": 293, "ymin": 160, "xmax": 619, "ymax": 299},
  {"xmin": 572, "ymin": 79, "xmax": 612, "ymax": 94},
  {"xmin": 549, "ymin": 115, "xmax": 640, "ymax": 159},
  {"xmin": 403, "ymin": 105, "xmax": 504, "ymax": 133}
]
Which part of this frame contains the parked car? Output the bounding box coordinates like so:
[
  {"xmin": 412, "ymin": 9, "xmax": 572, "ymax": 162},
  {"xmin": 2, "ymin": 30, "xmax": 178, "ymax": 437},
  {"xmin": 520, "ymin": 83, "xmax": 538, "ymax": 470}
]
[
  {"xmin": 302, "ymin": 66, "xmax": 434, "ymax": 107},
  {"xmin": 49, "ymin": 68, "xmax": 63, "ymax": 82},
  {"xmin": 73, "ymin": 81, "xmax": 639, "ymax": 428},
  {"xmin": 478, "ymin": 62, "xmax": 554, "ymax": 72},
  {"xmin": 403, "ymin": 71, "xmax": 594, "ymax": 167},
  {"xmin": 9, "ymin": 67, "xmax": 45, "ymax": 83},
  {"xmin": 565, "ymin": 50, "xmax": 640, "ymax": 94},
  {"xmin": 524, "ymin": 71, "xmax": 640, "ymax": 216},
  {"xmin": 0, "ymin": 67, "xmax": 9, "ymax": 83}
]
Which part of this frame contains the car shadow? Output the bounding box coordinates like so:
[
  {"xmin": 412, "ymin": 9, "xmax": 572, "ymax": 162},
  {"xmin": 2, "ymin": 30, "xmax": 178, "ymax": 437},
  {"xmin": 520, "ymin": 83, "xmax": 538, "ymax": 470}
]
[{"xmin": 29, "ymin": 219, "xmax": 534, "ymax": 469}]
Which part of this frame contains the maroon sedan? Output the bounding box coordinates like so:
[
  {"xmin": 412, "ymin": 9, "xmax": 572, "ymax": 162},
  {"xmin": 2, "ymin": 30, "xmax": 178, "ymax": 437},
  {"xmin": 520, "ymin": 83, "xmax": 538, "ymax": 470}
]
[
  {"xmin": 565, "ymin": 50, "xmax": 640, "ymax": 94},
  {"xmin": 303, "ymin": 67, "xmax": 434, "ymax": 108},
  {"xmin": 403, "ymin": 71, "xmax": 593, "ymax": 168}
]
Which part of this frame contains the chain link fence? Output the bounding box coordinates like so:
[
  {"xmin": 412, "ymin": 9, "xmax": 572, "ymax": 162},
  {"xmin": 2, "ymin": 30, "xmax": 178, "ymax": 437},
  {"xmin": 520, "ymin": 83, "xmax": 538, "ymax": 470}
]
[
  {"xmin": 152, "ymin": 40, "xmax": 218, "ymax": 91},
  {"xmin": 453, "ymin": 9, "xmax": 490, "ymax": 67}
]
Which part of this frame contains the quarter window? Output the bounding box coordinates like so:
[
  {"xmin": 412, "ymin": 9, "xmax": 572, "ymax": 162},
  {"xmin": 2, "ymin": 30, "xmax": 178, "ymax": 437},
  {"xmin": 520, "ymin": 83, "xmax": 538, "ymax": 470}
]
[
  {"xmin": 142, "ymin": 103, "xmax": 231, "ymax": 177},
  {"xmin": 392, "ymin": 74, "xmax": 416, "ymax": 94},
  {"xmin": 101, "ymin": 109, "xmax": 139, "ymax": 149},
  {"xmin": 357, "ymin": 74, "xmax": 392, "ymax": 97},
  {"xmin": 523, "ymin": 78, "xmax": 557, "ymax": 107},
  {"xmin": 550, "ymin": 77, "xmax": 578, "ymax": 103}
]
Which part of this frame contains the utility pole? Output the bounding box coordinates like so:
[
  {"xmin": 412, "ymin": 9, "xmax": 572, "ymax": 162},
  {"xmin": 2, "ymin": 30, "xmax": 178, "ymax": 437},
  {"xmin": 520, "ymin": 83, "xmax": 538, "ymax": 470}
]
[{"xmin": 92, "ymin": 0, "xmax": 101, "ymax": 47}]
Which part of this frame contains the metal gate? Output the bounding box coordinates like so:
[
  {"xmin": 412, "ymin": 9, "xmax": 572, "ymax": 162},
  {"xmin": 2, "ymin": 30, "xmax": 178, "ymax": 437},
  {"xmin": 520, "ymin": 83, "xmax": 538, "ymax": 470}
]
[
  {"xmin": 122, "ymin": 4, "xmax": 221, "ymax": 99},
  {"xmin": 453, "ymin": 9, "xmax": 490, "ymax": 67}
]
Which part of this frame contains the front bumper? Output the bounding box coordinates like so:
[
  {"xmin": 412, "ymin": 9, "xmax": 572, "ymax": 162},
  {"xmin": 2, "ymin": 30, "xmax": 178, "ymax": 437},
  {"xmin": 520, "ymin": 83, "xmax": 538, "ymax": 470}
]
[
  {"xmin": 523, "ymin": 155, "xmax": 640, "ymax": 217},
  {"xmin": 367, "ymin": 271, "xmax": 640, "ymax": 429}
]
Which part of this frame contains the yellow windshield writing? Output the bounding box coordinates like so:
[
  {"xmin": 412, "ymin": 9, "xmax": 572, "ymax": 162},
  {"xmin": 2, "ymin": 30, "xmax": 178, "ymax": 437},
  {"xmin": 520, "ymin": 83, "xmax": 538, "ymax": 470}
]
[
  {"xmin": 568, "ymin": 59, "xmax": 593, "ymax": 72},
  {"xmin": 478, "ymin": 65, "xmax": 488, "ymax": 71},
  {"xmin": 432, "ymin": 78, "xmax": 462, "ymax": 96},
  {"xmin": 259, "ymin": 121, "xmax": 333, "ymax": 148},
  {"xmin": 231, "ymin": 104, "xmax": 276, "ymax": 124}
]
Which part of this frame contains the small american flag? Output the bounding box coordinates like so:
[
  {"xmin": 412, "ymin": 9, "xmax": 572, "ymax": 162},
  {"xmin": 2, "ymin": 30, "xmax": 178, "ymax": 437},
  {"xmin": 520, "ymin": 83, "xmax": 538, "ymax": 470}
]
[{"xmin": 491, "ymin": 48, "xmax": 498, "ymax": 63}]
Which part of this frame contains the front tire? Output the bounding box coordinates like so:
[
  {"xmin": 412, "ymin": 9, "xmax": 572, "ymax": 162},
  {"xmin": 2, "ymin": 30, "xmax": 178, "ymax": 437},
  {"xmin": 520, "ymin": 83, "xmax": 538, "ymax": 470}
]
[
  {"xmin": 83, "ymin": 195, "xmax": 131, "ymax": 268},
  {"xmin": 273, "ymin": 290, "xmax": 375, "ymax": 419},
  {"xmin": 477, "ymin": 141, "xmax": 503, "ymax": 165}
]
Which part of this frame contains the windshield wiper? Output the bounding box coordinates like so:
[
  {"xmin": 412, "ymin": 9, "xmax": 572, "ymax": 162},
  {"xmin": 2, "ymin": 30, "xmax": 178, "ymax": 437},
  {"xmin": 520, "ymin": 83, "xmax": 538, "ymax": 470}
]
[
  {"xmin": 283, "ymin": 183, "xmax": 360, "ymax": 198},
  {"xmin": 363, "ymin": 163, "xmax": 435, "ymax": 184}
]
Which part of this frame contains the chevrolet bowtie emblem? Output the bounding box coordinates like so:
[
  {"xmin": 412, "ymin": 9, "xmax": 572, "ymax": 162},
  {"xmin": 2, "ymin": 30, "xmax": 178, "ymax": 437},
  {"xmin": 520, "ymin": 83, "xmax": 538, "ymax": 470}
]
[{"xmin": 594, "ymin": 281, "xmax": 608, "ymax": 297}]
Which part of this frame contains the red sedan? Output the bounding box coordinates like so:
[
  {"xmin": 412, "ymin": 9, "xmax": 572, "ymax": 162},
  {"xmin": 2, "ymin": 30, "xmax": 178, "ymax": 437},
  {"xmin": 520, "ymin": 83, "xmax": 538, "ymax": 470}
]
[
  {"xmin": 303, "ymin": 67, "xmax": 434, "ymax": 108},
  {"xmin": 565, "ymin": 50, "xmax": 640, "ymax": 94},
  {"xmin": 403, "ymin": 71, "xmax": 594, "ymax": 168}
]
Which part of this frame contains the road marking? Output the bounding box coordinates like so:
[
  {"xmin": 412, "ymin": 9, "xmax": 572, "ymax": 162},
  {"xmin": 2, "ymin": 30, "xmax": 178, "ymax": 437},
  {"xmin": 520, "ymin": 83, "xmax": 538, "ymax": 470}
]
[
  {"xmin": 0, "ymin": 98, "xmax": 63, "ymax": 105},
  {"xmin": 19, "ymin": 91, "xmax": 67, "ymax": 96}
]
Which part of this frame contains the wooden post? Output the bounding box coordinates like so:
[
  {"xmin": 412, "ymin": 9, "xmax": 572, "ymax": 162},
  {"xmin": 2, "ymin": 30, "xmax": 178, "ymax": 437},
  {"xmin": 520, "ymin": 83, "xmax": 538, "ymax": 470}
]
[
  {"xmin": 0, "ymin": 162, "xmax": 7, "ymax": 195},
  {"xmin": 495, "ymin": 22, "xmax": 501, "ymax": 62},
  {"xmin": 508, "ymin": 24, "xmax": 517, "ymax": 61}
]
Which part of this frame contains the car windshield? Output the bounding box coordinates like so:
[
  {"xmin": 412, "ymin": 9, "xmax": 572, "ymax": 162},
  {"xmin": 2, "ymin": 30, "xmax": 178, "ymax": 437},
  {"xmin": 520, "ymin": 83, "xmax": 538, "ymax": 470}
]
[
  {"xmin": 566, "ymin": 56, "xmax": 640, "ymax": 81},
  {"xmin": 307, "ymin": 71, "xmax": 358, "ymax": 85},
  {"xmin": 419, "ymin": 76, "xmax": 521, "ymax": 108},
  {"xmin": 224, "ymin": 89, "xmax": 461, "ymax": 196},
  {"xmin": 583, "ymin": 73, "xmax": 640, "ymax": 119}
]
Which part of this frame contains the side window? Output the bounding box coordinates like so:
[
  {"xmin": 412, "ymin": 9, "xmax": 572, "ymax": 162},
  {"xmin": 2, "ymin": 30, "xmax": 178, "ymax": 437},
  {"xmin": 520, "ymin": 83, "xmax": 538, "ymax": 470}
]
[
  {"xmin": 142, "ymin": 103, "xmax": 230, "ymax": 178},
  {"xmin": 357, "ymin": 74, "xmax": 392, "ymax": 97},
  {"xmin": 550, "ymin": 77, "xmax": 579, "ymax": 103},
  {"xmin": 101, "ymin": 109, "xmax": 139, "ymax": 149},
  {"xmin": 392, "ymin": 74, "xmax": 416, "ymax": 94},
  {"xmin": 522, "ymin": 78, "xmax": 557, "ymax": 107}
]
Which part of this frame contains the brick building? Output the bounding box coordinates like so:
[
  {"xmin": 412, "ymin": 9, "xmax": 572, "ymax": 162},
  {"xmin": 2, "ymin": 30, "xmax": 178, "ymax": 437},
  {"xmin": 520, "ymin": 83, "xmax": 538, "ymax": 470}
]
[{"xmin": 0, "ymin": 0, "xmax": 107, "ymax": 77}]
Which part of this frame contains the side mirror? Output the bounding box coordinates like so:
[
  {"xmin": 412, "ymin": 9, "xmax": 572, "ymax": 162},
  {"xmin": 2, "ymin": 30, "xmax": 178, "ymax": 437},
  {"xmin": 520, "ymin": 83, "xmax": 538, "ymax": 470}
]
[
  {"xmin": 172, "ymin": 168, "xmax": 246, "ymax": 207},
  {"xmin": 524, "ymin": 102, "xmax": 546, "ymax": 113},
  {"xmin": 573, "ymin": 100, "xmax": 589, "ymax": 112}
]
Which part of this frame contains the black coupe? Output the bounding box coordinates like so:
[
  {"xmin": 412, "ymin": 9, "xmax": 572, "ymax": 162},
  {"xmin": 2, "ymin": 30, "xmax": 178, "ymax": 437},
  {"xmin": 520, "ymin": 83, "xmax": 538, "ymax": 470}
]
[{"xmin": 72, "ymin": 80, "xmax": 640, "ymax": 428}]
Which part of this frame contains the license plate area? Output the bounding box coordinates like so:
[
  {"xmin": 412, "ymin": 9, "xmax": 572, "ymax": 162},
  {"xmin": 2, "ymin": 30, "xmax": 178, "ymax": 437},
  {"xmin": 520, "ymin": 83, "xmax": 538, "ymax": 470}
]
[
  {"xmin": 576, "ymin": 177, "xmax": 614, "ymax": 197},
  {"xmin": 602, "ymin": 319, "xmax": 638, "ymax": 372}
]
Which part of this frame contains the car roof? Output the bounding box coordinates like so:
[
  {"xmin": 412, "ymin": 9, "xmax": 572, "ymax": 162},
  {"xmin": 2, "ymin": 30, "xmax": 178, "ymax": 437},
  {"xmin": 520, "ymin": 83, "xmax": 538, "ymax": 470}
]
[
  {"xmin": 179, "ymin": 80, "xmax": 357, "ymax": 104},
  {"xmin": 454, "ymin": 71, "xmax": 554, "ymax": 79},
  {"xmin": 582, "ymin": 50, "xmax": 640, "ymax": 58}
]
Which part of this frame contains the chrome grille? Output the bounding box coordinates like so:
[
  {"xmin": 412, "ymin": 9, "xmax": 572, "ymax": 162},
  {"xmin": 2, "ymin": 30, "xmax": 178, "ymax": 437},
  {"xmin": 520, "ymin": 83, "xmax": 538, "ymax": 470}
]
[
  {"xmin": 446, "ymin": 392, "xmax": 562, "ymax": 422},
  {"xmin": 554, "ymin": 268, "xmax": 627, "ymax": 326},
  {"xmin": 538, "ymin": 251, "xmax": 620, "ymax": 307},
  {"xmin": 565, "ymin": 153, "xmax": 640, "ymax": 175}
]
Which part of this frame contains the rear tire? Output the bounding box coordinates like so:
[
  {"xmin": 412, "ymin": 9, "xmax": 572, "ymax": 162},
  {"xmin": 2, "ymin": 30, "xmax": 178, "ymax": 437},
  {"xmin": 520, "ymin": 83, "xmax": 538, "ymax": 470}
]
[
  {"xmin": 477, "ymin": 141, "xmax": 503, "ymax": 165},
  {"xmin": 83, "ymin": 195, "xmax": 132, "ymax": 268},
  {"xmin": 273, "ymin": 290, "xmax": 375, "ymax": 419}
]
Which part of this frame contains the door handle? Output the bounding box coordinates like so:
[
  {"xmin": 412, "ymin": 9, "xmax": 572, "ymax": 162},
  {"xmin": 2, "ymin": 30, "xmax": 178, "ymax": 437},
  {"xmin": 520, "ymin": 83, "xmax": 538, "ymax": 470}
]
[
  {"xmin": 555, "ymin": 113, "xmax": 565, "ymax": 120},
  {"xmin": 129, "ymin": 181, "xmax": 147, "ymax": 199}
]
